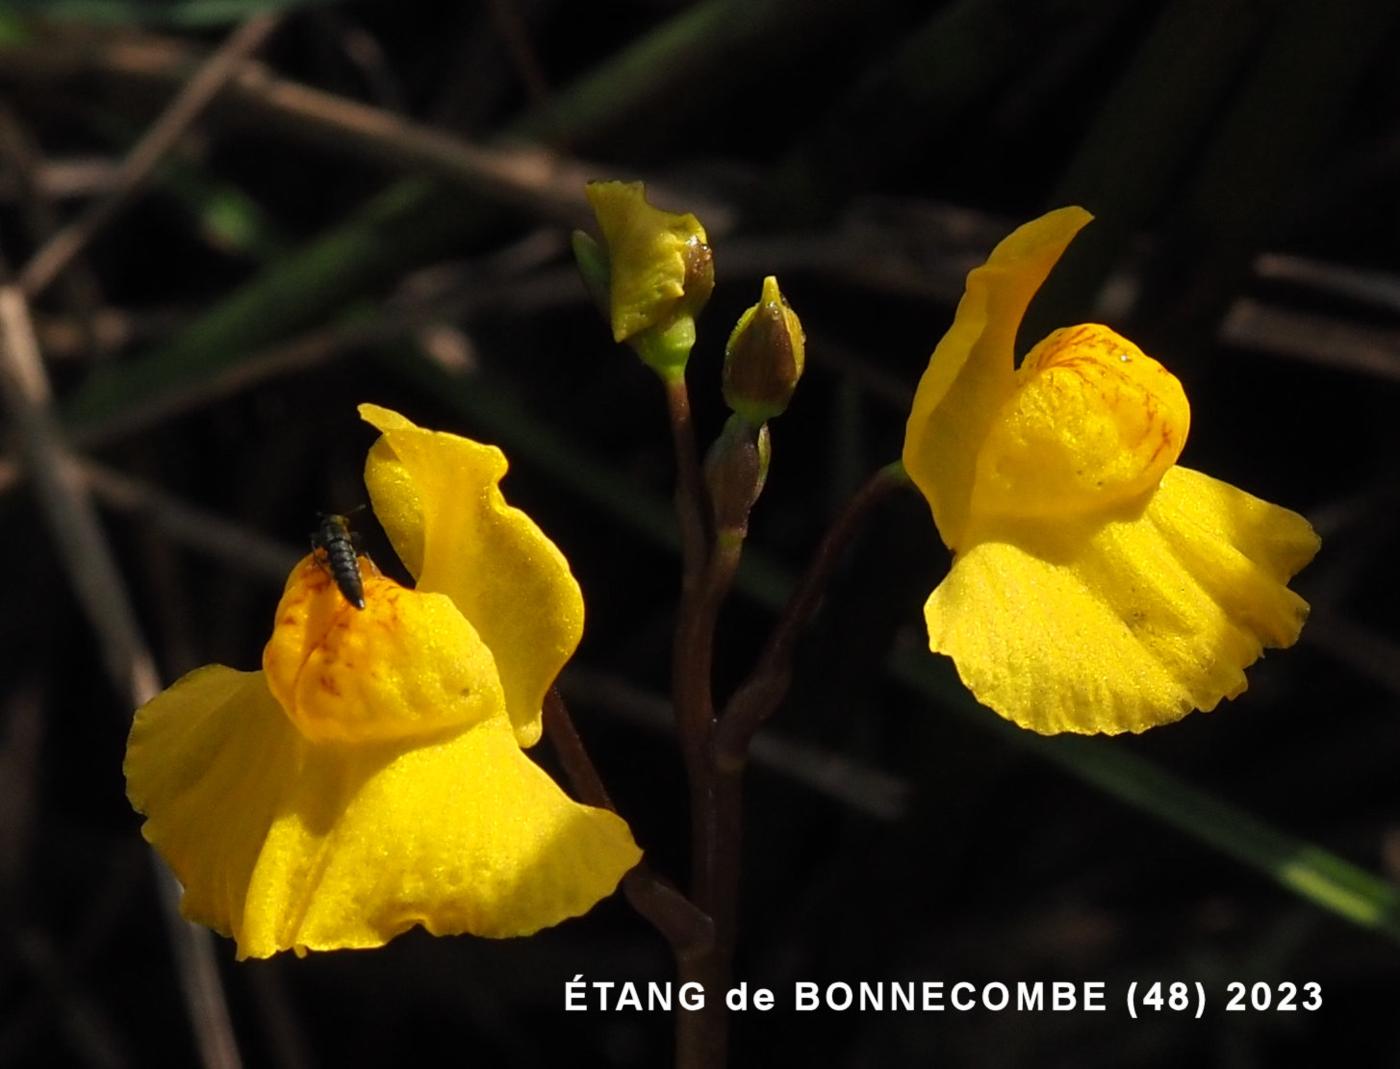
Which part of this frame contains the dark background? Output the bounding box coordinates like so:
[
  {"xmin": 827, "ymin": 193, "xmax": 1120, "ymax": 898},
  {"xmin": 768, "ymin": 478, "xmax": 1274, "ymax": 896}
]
[{"xmin": 0, "ymin": 0, "xmax": 1397, "ymax": 1066}]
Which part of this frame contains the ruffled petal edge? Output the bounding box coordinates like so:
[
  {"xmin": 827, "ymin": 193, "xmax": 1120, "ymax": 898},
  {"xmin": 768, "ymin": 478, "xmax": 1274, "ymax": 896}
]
[{"xmin": 924, "ymin": 466, "xmax": 1318, "ymax": 734}]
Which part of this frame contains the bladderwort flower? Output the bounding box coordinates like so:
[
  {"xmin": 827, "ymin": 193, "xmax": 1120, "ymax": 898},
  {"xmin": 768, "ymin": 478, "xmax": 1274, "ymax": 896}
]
[
  {"xmin": 124, "ymin": 405, "xmax": 640, "ymax": 958},
  {"xmin": 903, "ymin": 208, "xmax": 1320, "ymax": 735}
]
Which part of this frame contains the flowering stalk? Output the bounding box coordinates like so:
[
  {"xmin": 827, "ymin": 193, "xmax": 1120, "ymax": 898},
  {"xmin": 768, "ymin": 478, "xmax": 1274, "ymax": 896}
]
[
  {"xmin": 665, "ymin": 372, "xmax": 714, "ymax": 775},
  {"xmin": 578, "ymin": 183, "xmax": 1316, "ymax": 1068},
  {"xmin": 717, "ymin": 460, "xmax": 912, "ymax": 765},
  {"xmin": 541, "ymin": 689, "xmax": 712, "ymax": 956},
  {"xmin": 669, "ymin": 455, "xmax": 906, "ymax": 1069}
]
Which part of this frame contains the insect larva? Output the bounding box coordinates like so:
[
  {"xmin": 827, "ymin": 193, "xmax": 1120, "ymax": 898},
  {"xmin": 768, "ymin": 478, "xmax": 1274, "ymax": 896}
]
[{"xmin": 311, "ymin": 512, "xmax": 366, "ymax": 610}]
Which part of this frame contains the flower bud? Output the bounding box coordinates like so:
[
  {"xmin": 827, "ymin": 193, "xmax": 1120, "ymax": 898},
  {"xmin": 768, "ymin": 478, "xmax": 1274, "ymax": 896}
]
[
  {"xmin": 723, "ymin": 275, "xmax": 805, "ymax": 423},
  {"xmin": 703, "ymin": 414, "xmax": 771, "ymax": 539},
  {"xmin": 582, "ymin": 180, "xmax": 713, "ymax": 377},
  {"xmin": 571, "ymin": 229, "xmax": 611, "ymax": 322}
]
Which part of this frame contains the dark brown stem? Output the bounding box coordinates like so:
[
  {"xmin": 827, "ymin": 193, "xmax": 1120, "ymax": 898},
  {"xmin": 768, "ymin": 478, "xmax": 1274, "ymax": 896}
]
[
  {"xmin": 665, "ymin": 375, "xmax": 711, "ymax": 714},
  {"xmin": 659, "ymin": 370, "xmax": 747, "ymax": 1068},
  {"xmin": 662, "ymin": 370, "xmax": 715, "ymax": 851},
  {"xmin": 717, "ymin": 461, "xmax": 910, "ymax": 766},
  {"xmin": 674, "ymin": 531, "xmax": 746, "ymax": 1069},
  {"xmin": 673, "ymin": 464, "xmax": 911, "ymax": 1066},
  {"xmin": 542, "ymin": 689, "xmax": 713, "ymax": 956},
  {"xmin": 687, "ymin": 534, "xmax": 744, "ymax": 905}
]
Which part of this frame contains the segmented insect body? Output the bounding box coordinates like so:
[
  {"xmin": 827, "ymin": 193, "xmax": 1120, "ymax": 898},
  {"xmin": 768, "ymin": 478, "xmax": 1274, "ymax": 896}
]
[{"xmin": 312, "ymin": 512, "xmax": 366, "ymax": 610}]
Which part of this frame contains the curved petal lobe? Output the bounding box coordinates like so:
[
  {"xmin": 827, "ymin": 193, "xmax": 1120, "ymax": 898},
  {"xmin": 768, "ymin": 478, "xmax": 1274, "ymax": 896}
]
[
  {"xmin": 903, "ymin": 207, "xmax": 1093, "ymax": 551},
  {"xmin": 359, "ymin": 404, "xmax": 584, "ymax": 748}
]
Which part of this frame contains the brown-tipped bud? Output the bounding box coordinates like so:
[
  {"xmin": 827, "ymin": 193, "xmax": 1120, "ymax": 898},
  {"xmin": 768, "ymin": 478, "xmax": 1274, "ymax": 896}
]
[
  {"xmin": 703, "ymin": 414, "xmax": 771, "ymax": 538},
  {"xmin": 723, "ymin": 276, "xmax": 805, "ymax": 423},
  {"xmin": 680, "ymin": 235, "xmax": 716, "ymax": 319}
]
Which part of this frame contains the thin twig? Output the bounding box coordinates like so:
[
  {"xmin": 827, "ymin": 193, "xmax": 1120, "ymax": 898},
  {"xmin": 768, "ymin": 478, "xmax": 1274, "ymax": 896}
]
[
  {"xmin": 1220, "ymin": 298, "xmax": 1400, "ymax": 382},
  {"xmin": 0, "ymin": 158, "xmax": 122, "ymax": 202},
  {"xmin": 485, "ymin": 0, "xmax": 551, "ymax": 106},
  {"xmin": 0, "ymin": 252, "xmax": 575, "ymax": 498},
  {"xmin": 664, "ymin": 373, "xmax": 713, "ymax": 754},
  {"xmin": 0, "ymin": 286, "xmax": 242, "ymax": 1069},
  {"xmin": 18, "ymin": 15, "xmax": 284, "ymax": 300},
  {"xmin": 82, "ymin": 461, "xmax": 301, "ymax": 581},
  {"xmin": 542, "ymin": 689, "xmax": 713, "ymax": 955},
  {"xmin": 717, "ymin": 461, "xmax": 911, "ymax": 765},
  {"xmin": 560, "ymin": 668, "xmax": 911, "ymax": 819},
  {"xmin": 0, "ymin": 106, "xmax": 107, "ymax": 353},
  {"xmin": 0, "ymin": 290, "xmax": 158, "ymax": 698},
  {"xmin": 0, "ymin": 36, "xmax": 735, "ymax": 233}
]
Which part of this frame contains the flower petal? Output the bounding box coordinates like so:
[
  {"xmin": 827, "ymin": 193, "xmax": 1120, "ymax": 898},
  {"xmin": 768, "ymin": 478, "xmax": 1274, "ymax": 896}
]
[
  {"xmin": 925, "ymin": 467, "xmax": 1319, "ymax": 734},
  {"xmin": 239, "ymin": 715, "xmax": 640, "ymax": 956},
  {"xmin": 903, "ymin": 207, "xmax": 1093, "ymax": 551},
  {"xmin": 126, "ymin": 667, "xmax": 641, "ymax": 959},
  {"xmin": 124, "ymin": 666, "xmax": 300, "ymax": 944},
  {"xmin": 359, "ymin": 404, "xmax": 584, "ymax": 748},
  {"xmin": 262, "ymin": 556, "xmax": 504, "ymax": 744}
]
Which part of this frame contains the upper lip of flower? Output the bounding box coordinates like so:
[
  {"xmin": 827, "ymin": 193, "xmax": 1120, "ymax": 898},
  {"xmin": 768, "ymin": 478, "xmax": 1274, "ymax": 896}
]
[{"xmin": 358, "ymin": 402, "xmax": 586, "ymax": 748}]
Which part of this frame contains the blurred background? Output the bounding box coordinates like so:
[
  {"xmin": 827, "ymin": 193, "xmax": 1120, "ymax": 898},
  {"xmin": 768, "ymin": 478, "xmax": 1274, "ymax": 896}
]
[{"xmin": 0, "ymin": 0, "xmax": 1397, "ymax": 1066}]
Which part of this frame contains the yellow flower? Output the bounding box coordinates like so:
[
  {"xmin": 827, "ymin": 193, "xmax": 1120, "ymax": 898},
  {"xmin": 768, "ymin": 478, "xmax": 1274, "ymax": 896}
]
[
  {"xmin": 903, "ymin": 208, "xmax": 1320, "ymax": 735},
  {"xmin": 582, "ymin": 180, "xmax": 714, "ymax": 374},
  {"xmin": 124, "ymin": 405, "xmax": 641, "ymax": 958}
]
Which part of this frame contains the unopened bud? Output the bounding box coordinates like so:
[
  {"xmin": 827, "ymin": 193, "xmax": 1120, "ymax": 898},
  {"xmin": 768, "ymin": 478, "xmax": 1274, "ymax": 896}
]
[
  {"xmin": 703, "ymin": 414, "xmax": 771, "ymax": 538},
  {"xmin": 581, "ymin": 180, "xmax": 713, "ymax": 376},
  {"xmin": 723, "ymin": 276, "xmax": 804, "ymax": 423}
]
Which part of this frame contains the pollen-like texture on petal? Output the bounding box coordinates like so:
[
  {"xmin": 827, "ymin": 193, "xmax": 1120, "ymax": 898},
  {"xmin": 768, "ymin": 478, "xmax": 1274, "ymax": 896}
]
[
  {"xmin": 585, "ymin": 179, "xmax": 707, "ymax": 343},
  {"xmin": 903, "ymin": 206, "xmax": 1093, "ymax": 552},
  {"xmin": 924, "ymin": 467, "xmax": 1319, "ymax": 734},
  {"xmin": 262, "ymin": 555, "xmax": 503, "ymax": 744},
  {"xmin": 125, "ymin": 667, "xmax": 641, "ymax": 959},
  {"xmin": 359, "ymin": 404, "xmax": 584, "ymax": 748}
]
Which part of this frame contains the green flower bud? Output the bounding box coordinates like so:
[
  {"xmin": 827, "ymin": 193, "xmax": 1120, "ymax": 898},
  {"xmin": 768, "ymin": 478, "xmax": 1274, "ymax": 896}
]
[
  {"xmin": 582, "ymin": 180, "xmax": 713, "ymax": 377},
  {"xmin": 723, "ymin": 275, "xmax": 805, "ymax": 423},
  {"xmin": 703, "ymin": 413, "xmax": 771, "ymax": 539},
  {"xmin": 571, "ymin": 229, "xmax": 611, "ymax": 322}
]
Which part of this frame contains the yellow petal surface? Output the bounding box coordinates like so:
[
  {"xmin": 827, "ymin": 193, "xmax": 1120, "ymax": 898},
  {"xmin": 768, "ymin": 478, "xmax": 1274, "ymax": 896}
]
[
  {"xmin": 263, "ymin": 555, "xmax": 504, "ymax": 744},
  {"xmin": 925, "ymin": 466, "xmax": 1320, "ymax": 734},
  {"xmin": 125, "ymin": 666, "xmax": 296, "ymax": 945},
  {"xmin": 903, "ymin": 207, "xmax": 1093, "ymax": 551},
  {"xmin": 359, "ymin": 404, "xmax": 583, "ymax": 748},
  {"xmin": 971, "ymin": 324, "xmax": 1190, "ymax": 520},
  {"xmin": 585, "ymin": 179, "xmax": 708, "ymax": 343},
  {"xmin": 126, "ymin": 667, "xmax": 641, "ymax": 958}
]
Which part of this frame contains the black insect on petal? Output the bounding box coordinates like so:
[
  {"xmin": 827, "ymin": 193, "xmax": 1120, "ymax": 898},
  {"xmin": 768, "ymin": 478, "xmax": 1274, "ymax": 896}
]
[{"xmin": 311, "ymin": 512, "xmax": 366, "ymax": 610}]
